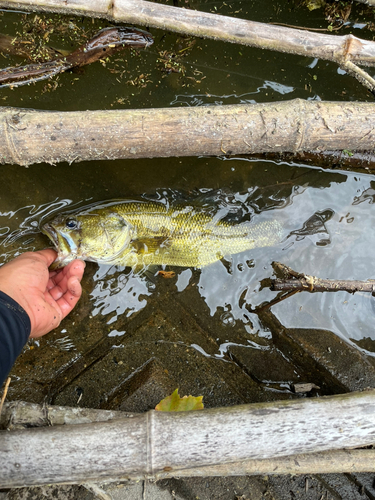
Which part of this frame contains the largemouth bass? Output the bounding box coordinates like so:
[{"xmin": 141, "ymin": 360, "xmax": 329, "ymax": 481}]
[{"xmin": 42, "ymin": 199, "xmax": 283, "ymax": 269}]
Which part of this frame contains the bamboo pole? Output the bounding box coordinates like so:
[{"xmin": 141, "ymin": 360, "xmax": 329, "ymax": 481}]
[
  {"xmin": 0, "ymin": 401, "xmax": 129, "ymax": 430},
  {"xmin": 1, "ymin": 401, "xmax": 375, "ymax": 481},
  {"xmin": 1, "ymin": 100, "xmax": 375, "ymax": 166},
  {"xmin": 1, "ymin": 0, "xmax": 375, "ymax": 90},
  {"xmin": 1, "ymin": 391, "xmax": 375, "ymax": 487}
]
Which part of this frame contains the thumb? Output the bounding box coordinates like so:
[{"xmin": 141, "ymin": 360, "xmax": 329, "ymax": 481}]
[{"xmin": 34, "ymin": 248, "xmax": 58, "ymax": 268}]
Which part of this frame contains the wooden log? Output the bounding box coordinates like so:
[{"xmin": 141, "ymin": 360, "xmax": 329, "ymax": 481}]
[
  {"xmin": 0, "ymin": 0, "xmax": 375, "ymax": 70},
  {"xmin": 2, "ymin": 401, "xmax": 375, "ymax": 481},
  {"xmin": 1, "ymin": 100, "xmax": 375, "ymax": 166},
  {"xmin": 0, "ymin": 400, "xmax": 130, "ymax": 430},
  {"xmin": 1, "ymin": 391, "xmax": 375, "ymax": 487}
]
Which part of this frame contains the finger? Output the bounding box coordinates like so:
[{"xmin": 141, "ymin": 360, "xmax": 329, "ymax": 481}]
[
  {"xmin": 47, "ymin": 260, "xmax": 85, "ymax": 301},
  {"xmin": 47, "ymin": 260, "xmax": 85, "ymax": 292},
  {"xmin": 48, "ymin": 283, "xmax": 64, "ymax": 301},
  {"xmin": 69, "ymin": 259, "xmax": 86, "ymax": 277},
  {"xmin": 46, "ymin": 277, "xmax": 56, "ymax": 291},
  {"xmin": 56, "ymin": 276, "xmax": 83, "ymax": 318},
  {"xmin": 32, "ymin": 248, "xmax": 58, "ymax": 268},
  {"xmin": 52, "ymin": 259, "xmax": 85, "ymax": 287}
]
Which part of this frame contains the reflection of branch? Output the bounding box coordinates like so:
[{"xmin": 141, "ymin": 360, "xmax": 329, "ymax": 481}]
[
  {"xmin": 250, "ymin": 289, "xmax": 300, "ymax": 313},
  {"xmin": 270, "ymin": 262, "xmax": 375, "ymax": 294}
]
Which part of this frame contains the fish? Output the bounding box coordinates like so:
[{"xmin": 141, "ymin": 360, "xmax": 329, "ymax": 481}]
[{"xmin": 41, "ymin": 198, "xmax": 283, "ymax": 270}]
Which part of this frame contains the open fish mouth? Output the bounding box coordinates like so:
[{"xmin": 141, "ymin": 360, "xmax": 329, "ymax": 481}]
[
  {"xmin": 41, "ymin": 222, "xmax": 75, "ymax": 269},
  {"xmin": 41, "ymin": 223, "xmax": 59, "ymax": 248}
]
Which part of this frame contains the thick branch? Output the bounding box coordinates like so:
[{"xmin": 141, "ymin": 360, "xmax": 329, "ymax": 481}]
[
  {"xmin": 2, "ymin": 100, "xmax": 375, "ymax": 166},
  {"xmin": 0, "ymin": 0, "xmax": 375, "ymax": 71},
  {"xmin": 2, "ymin": 403, "xmax": 375, "ymax": 481},
  {"xmin": 2, "ymin": 393, "xmax": 375, "ymax": 487}
]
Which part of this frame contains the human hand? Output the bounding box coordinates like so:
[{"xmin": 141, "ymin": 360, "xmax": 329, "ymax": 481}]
[{"xmin": 0, "ymin": 249, "xmax": 85, "ymax": 338}]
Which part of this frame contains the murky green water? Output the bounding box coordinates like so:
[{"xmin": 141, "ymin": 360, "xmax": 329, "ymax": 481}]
[{"xmin": 2, "ymin": 0, "xmax": 375, "ymax": 401}]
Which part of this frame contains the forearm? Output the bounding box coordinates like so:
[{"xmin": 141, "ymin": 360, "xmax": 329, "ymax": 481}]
[{"xmin": 0, "ymin": 291, "xmax": 31, "ymax": 386}]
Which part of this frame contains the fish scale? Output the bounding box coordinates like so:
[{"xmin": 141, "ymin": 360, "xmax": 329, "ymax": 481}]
[{"xmin": 42, "ymin": 199, "xmax": 283, "ymax": 269}]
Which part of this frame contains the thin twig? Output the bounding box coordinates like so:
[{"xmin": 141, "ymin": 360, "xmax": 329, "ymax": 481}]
[
  {"xmin": 0, "ymin": 377, "xmax": 11, "ymax": 416},
  {"xmin": 269, "ymin": 22, "xmax": 344, "ymax": 32},
  {"xmin": 341, "ymin": 60, "xmax": 375, "ymax": 95},
  {"xmin": 270, "ymin": 262, "xmax": 375, "ymax": 294}
]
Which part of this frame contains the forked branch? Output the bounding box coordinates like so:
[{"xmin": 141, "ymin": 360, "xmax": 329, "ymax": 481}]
[{"xmin": 270, "ymin": 261, "xmax": 375, "ymax": 294}]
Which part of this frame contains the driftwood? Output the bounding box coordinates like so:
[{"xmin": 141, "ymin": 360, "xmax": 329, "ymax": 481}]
[
  {"xmin": 1, "ymin": 100, "xmax": 375, "ymax": 166},
  {"xmin": 1, "ymin": 391, "xmax": 375, "ymax": 487},
  {"xmin": 0, "ymin": 400, "xmax": 129, "ymax": 430},
  {"xmin": 0, "ymin": 27, "xmax": 153, "ymax": 88},
  {"xmin": 1, "ymin": 1, "xmax": 375, "ymax": 91},
  {"xmin": 1, "ymin": 401, "xmax": 375, "ymax": 481},
  {"xmin": 271, "ymin": 262, "xmax": 375, "ymax": 294}
]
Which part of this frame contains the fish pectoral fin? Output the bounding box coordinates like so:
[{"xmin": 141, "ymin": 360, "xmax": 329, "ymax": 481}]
[{"xmin": 131, "ymin": 236, "xmax": 170, "ymax": 255}]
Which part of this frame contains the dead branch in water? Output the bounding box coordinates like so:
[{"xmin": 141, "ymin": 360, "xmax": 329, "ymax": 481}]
[
  {"xmin": 2, "ymin": 99, "xmax": 375, "ymax": 166},
  {"xmin": 1, "ymin": 0, "xmax": 375, "ymax": 91},
  {"xmin": 270, "ymin": 262, "xmax": 375, "ymax": 294}
]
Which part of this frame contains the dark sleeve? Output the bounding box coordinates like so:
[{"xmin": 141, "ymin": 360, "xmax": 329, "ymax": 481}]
[{"xmin": 0, "ymin": 291, "xmax": 31, "ymax": 387}]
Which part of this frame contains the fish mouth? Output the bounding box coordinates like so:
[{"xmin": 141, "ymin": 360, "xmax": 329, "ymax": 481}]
[
  {"xmin": 41, "ymin": 222, "xmax": 74, "ymax": 268},
  {"xmin": 41, "ymin": 223, "xmax": 59, "ymax": 248}
]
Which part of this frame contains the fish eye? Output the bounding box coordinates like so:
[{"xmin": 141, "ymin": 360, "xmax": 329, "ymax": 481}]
[{"xmin": 65, "ymin": 217, "xmax": 78, "ymax": 229}]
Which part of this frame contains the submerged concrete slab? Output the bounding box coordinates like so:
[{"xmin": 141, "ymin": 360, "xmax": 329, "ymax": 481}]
[{"xmin": 3, "ymin": 267, "xmax": 375, "ymax": 499}]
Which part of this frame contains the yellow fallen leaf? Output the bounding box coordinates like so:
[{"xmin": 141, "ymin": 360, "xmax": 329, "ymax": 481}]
[{"xmin": 155, "ymin": 388, "xmax": 204, "ymax": 412}]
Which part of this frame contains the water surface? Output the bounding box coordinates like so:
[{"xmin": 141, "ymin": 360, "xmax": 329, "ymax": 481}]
[{"xmin": 1, "ymin": 0, "xmax": 375, "ymax": 399}]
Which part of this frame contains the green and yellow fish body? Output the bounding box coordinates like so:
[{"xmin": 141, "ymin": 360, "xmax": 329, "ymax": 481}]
[{"xmin": 42, "ymin": 199, "xmax": 283, "ymax": 269}]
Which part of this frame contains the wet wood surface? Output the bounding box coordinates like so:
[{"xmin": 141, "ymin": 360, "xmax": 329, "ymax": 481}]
[
  {"xmin": 1, "ymin": 0, "xmax": 375, "ymax": 69},
  {"xmin": 1, "ymin": 391, "xmax": 375, "ymax": 487},
  {"xmin": 1, "ymin": 100, "xmax": 375, "ymax": 166}
]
